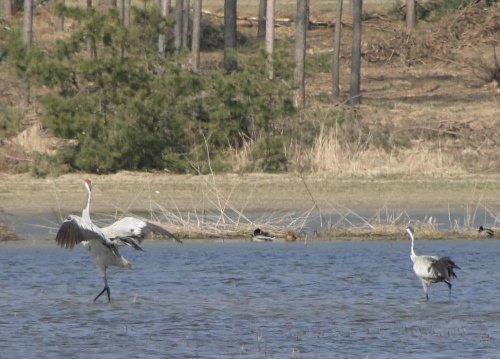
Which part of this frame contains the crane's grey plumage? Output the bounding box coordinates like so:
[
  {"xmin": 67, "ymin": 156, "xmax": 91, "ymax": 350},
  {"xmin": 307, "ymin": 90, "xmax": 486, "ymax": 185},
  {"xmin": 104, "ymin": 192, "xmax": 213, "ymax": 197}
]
[
  {"xmin": 55, "ymin": 179, "xmax": 181, "ymax": 302},
  {"xmin": 101, "ymin": 217, "xmax": 182, "ymax": 249},
  {"xmin": 56, "ymin": 215, "xmax": 113, "ymax": 251},
  {"xmin": 406, "ymin": 226, "xmax": 460, "ymax": 301}
]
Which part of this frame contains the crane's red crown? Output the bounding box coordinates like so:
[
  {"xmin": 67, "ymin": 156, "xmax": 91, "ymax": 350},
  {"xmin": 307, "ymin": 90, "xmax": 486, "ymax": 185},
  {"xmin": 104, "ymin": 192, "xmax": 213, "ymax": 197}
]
[{"xmin": 85, "ymin": 179, "xmax": 92, "ymax": 185}]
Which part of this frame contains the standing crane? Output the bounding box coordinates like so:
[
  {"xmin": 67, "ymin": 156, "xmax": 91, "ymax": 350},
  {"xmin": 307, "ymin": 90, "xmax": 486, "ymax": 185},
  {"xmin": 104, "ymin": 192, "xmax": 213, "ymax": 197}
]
[
  {"xmin": 405, "ymin": 226, "xmax": 460, "ymax": 301},
  {"xmin": 55, "ymin": 179, "xmax": 182, "ymax": 302}
]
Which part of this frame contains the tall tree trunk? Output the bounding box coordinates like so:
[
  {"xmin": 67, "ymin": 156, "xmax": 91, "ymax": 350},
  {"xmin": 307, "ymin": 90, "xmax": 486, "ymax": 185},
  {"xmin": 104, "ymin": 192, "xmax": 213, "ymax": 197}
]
[
  {"xmin": 174, "ymin": 0, "xmax": 183, "ymax": 49},
  {"xmin": 348, "ymin": 0, "xmax": 362, "ymax": 105},
  {"xmin": 119, "ymin": 0, "xmax": 125, "ymax": 60},
  {"xmin": 4, "ymin": 0, "xmax": 12, "ymax": 19},
  {"xmin": 22, "ymin": 0, "xmax": 32, "ymax": 44},
  {"xmin": 118, "ymin": 0, "xmax": 130, "ymax": 60},
  {"xmin": 406, "ymin": 0, "xmax": 415, "ymax": 31},
  {"xmin": 182, "ymin": 0, "xmax": 189, "ymax": 48},
  {"xmin": 257, "ymin": 0, "xmax": 266, "ymax": 39},
  {"xmin": 21, "ymin": 0, "xmax": 33, "ymax": 111},
  {"xmin": 56, "ymin": 0, "xmax": 64, "ymax": 30},
  {"xmin": 223, "ymin": 0, "xmax": 237, "ymax": 71},
  {"xmin": 265, "ymin": 0, "xmax": 274, "ymax": 80},
  {"xmin": 158, "ymin": 0, "xmax": 169, "ymax": 54},
  {"xmin": 121, "ymin": 0, "xmax": 130, "ymax": 60},
  {"xmin": 190, "ymin": 0, "xmax": 201, "ymax": 73},
  {"xmin": 3, "ymin": 0, "xmax": 11, "ymax": 19},
  {"xmin": 118, "ymin": 0, "xmax": 124, "ymax": 19},
  {"xmin": 331, "ymin": 0, "xmax": 343, "ymax": 98},
  {"xmin": 124, "ymin": 0, "xmax": 130, "ymax": 27},
  {"xmin": 293, "ymin": 0, "xmax": 307, "ymax": 108},
  {"xmin": 86, "ymin": 0, "xmax": 95, "ymax": 59}
]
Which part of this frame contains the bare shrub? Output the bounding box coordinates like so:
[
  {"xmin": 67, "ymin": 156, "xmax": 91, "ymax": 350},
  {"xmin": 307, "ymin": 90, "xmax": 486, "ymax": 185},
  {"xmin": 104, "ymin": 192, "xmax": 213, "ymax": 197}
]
[
  {"xmin": 470, "ymin": 47, "xmax": 500, "ymax": 87},
  {"xmin": 0, "ymin": 222, "xmax": 21, "ymax": 241}
]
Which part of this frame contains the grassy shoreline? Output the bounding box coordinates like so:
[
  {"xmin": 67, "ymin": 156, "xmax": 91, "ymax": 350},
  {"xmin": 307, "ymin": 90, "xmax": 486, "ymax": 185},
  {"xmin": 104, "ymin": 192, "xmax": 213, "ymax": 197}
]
[
  {"xmin": 1, "ymin": 172, "xmax": 498, "ymax": 241},
  {"xmin": 1, "ymin": 172, "xmax": 498, "ymax": 214}
]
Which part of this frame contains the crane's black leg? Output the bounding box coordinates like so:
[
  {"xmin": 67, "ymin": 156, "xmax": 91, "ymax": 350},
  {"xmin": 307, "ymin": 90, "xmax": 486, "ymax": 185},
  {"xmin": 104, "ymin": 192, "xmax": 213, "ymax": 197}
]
[
  {"xmin": 94, "ymin": 270, "xmax": 111, "ymax": 302},
  {"xmin": 445, "ymin": 280, "xmax": 452, "ymax": 300},
  {"xmin": 421, "ymin": 280, "xmax": 429, "ymax": 301}
]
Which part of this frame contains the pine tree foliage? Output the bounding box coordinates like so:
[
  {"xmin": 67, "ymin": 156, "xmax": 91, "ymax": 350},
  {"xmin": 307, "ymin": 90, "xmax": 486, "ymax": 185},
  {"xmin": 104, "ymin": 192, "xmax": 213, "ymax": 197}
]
[{"xmin": 5, "ymin": 7, "xmax": 295, "ymax": 174}]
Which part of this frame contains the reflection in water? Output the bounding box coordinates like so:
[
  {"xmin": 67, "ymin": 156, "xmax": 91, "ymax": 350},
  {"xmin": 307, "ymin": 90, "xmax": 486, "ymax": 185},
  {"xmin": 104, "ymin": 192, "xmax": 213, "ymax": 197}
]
[{"xmin": 0, "ymin": 240, "xmax": 499, "ymax": 357}]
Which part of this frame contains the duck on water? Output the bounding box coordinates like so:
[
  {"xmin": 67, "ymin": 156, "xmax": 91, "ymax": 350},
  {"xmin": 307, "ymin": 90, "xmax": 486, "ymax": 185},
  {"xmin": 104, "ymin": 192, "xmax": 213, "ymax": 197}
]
[{"xmin": 251, "ymin": 228, "xmax": 275, "ymax": 242}]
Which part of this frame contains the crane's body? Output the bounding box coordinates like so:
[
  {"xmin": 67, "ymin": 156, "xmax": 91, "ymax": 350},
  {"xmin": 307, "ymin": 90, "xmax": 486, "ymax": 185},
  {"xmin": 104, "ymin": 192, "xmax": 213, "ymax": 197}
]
[
  {"xmin": 406, "ymin": 226, "xmax": 460, "ymax": 301},
  {"xmin": 55, "ymin": 179, "xmax": 181, "ymax": 302}
]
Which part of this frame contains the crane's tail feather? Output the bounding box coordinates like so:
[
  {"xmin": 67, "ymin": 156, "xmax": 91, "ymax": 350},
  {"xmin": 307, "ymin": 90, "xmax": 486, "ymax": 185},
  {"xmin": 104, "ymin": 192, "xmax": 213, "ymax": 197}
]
[
  {"xmin": 118, "ymin": 237, "xmax": 145, "ymax": 251},
  {"xmin": 145, "ymin": 223, "xmax": 183, "ymax": 244},
  {"xmin": 431, "ymin": 257, "xmax": 460, "ymax": 280}
]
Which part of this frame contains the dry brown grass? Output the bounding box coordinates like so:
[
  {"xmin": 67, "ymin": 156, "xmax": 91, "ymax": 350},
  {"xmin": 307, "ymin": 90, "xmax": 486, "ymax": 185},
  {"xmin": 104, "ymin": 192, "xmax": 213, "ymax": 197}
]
[
  {"xmin": 289, "ymin": 125, "xmax": 463, "ymax": 176},
  {"xmin": 8, "ymin": 123, "xmax": 76, "ymax": 155},
  {"xmin": 224, "ymin": 125, "xmax": 466, "ymax": 176}
]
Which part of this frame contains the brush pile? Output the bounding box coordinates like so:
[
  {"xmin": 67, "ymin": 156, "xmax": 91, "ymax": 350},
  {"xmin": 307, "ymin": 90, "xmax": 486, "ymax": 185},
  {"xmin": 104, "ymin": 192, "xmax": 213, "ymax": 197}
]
[
  {"xmin": 138, "ymin": 203, "xmax": 309, "ymax": 240},
  {"xmin": 364, "ymin": 2, "xmax": 500, "ymax": 65}
]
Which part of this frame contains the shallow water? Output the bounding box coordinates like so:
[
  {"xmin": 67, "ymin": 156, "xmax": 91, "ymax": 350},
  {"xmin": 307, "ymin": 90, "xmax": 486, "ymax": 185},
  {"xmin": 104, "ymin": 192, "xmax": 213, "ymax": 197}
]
[{"xmin": 0, "ymin": 240, "xmax": 499, "ymax": 358}]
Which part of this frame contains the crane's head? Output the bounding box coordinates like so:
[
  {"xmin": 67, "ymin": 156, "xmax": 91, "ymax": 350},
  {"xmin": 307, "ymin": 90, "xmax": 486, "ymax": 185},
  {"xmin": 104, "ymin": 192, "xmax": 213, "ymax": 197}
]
[
  {"xmin": 84, "ymin": 179, "xmax": 92, "ymax": 192},
  {"xmin": 405, "ymin": 226, "xmax": 414, "ymax": 241}
]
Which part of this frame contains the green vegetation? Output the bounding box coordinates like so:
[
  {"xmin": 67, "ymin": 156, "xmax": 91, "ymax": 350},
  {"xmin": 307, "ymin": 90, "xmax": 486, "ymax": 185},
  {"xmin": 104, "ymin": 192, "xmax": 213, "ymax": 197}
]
[
  {"xmin": 249, "ymin": 136, "xmax": 288, "ymax": 172},
  {"xmin": 4, "ymin": 7, "xmax": 295, "ymax": 174},
  {"xmin": 0, "ymin": 106, "xmax": 23, "ymax": 137},
  {"xmin": 1, "ymin": 1, "xmax": 498, "ymax": 177}
]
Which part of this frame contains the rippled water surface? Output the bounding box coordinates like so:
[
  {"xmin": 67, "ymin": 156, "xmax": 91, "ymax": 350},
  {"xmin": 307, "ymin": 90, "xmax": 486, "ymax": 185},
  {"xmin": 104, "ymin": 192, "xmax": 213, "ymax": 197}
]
[{"xmin": 1, "ymin": 240, "xmax": 499, "ymax": 358}]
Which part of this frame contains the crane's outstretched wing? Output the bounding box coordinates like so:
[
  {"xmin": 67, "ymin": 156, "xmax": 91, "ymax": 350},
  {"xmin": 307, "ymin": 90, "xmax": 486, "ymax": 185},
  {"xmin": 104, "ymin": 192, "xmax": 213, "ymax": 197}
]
[
  {"xmin": 101, "ymin": 217, "xmax": 183, "ymax": 244},
  {"xmin": 56, "ymin": 215, "xmax": 113, "ymax": 250}
]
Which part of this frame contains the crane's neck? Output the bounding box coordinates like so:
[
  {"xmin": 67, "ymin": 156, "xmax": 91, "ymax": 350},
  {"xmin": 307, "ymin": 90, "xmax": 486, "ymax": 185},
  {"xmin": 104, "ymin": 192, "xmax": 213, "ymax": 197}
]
[
  {"xmin": 407, "ymin": 229, "xmax": 417, "ymax": 261},
  {"xmin": 82, "ymin": 186, "xmax": 92, "ymax": 222}
]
